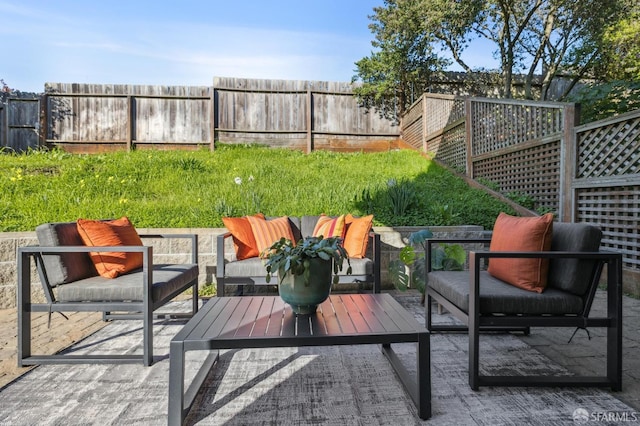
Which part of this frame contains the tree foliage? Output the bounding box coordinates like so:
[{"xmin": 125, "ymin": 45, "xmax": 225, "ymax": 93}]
[
  {"xmin": 592, "ymin": 4, "xmax": 640, "ymax": 82},
  {"xmin": 424, "ymin": 0, "xmax": 627, "ymax": 99},
  {"xmin": 354, "ymin": 0, "xmax": 634, "ymax": 121},
  {"xmin": 567, "ymin": 3, "xmax": 640, "ymax": 122},
  {"xmin": 352, "ymin": 0, "xmax": 449, "ymax": 122}
]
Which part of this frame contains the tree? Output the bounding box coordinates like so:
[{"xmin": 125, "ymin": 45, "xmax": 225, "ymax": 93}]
[
  {"xmin": 592, "ymin": 3, "xmax": 640, "ymax": 82},
  {"xmin": 1, "ymin": 79, "xmax": 10, "ymax": 93},
  {"xmin": 566, "ymin": 2, "xmax": 639, "ymax": 122},
  {"xmin": 356, "ymin": 0, "xmax": 629, "ymax": 107},
  {"xmin": 352, "ymin": 0, "xmax": 449, "ymax": 122},
  {"xmin": 426, "ymin": 0, "xmax": 626, "ymax": 99}
]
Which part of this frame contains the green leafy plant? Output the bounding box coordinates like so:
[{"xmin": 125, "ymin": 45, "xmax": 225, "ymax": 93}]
[
  {"xmin": 430, "ymin": 204, "xmax": 460, "ymax": 226},
  {"xmin": 387, "ymin": 178, "xmax": 416, "ymax": 216},
  {"xmin": 505, "ymin": 192, "xmax": 536, "ymax": 210},
  {"xmin": 389, "ymin": 229, "xmax": 466, "ymax": 303},
  {"xmin": 355, "ymin": 187, "xmax": 376, "ymax": 214},
  {"xmin": 263, "ymin": 236, "xmax": 352, "ymax": 285}
]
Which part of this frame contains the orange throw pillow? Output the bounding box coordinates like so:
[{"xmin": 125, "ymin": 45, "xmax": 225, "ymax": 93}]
[
  {"xmin": 312, "ymin": 215, "xmax": 346, "ymax": 239},
  {"xmin": 487, "ymin": 212, "xmax": 554, "ymax": 293},
  {"xmin": 76, "ymin": 217, "xmax": 144, "ymax": 279},
  {"xmin": 247, "ymin": 215, "xmax": 296, "ymax": 256},
  {"xmin": 222, "ymin": 213, "xmax": 265, "ymax": 260},
  {"xmin": 343, "ymin": 214, "xmax": 373, "ymax": 258}
]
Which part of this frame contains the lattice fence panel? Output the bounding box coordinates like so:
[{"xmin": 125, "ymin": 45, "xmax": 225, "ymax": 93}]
[
  {"xmin": 424, "ymin": 95, "xmax": 465, "ymax": 135},
  {"xmin": 431, "ymin": 122, "xmax": 467, "ymax": 172},
  {"xmin": 472, "ymin": 140, "xmax": 561, "ymax": 213},
  {"xmin": 576, "ymin": 186, "xmax": 640, "ymax": 270},
  {"xmin": 577, "ymin": 115, "xmax": 640, "ymax": 179},
  {"xmin": 401, "ymin": 97, "xmax": 424, "ymax": 149},
  {"xmin": 403, "ymin": 116, "xmax": 423, "ymax": 149},
  {"xmin": 471, "ymin": 101, "xmax": 564, "ymax": 156},
  {"xmin": 403, "ymin": 97, "xmax": 423, "ymax": 128}
]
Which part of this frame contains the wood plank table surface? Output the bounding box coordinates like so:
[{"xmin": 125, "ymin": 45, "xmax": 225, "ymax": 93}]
[{"xmin": 168, "ymin": 294, "xmax": 431, "ymax": 424}]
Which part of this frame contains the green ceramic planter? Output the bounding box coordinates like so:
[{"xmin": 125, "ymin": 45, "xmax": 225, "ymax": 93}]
[{"xmin": 278, "ymin": 258, "xmax": 333, "ymax": 314}]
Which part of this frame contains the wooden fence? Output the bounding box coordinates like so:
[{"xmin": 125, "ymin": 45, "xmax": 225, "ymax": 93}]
[
  {"xmin": 0, "ymin": 93, "xmax": 40, "ymax": 152},
  {"xmin": 214, "ymin": 77, "xmax": 399, "ymax": 152},
  {"xmin": 402, "ymin": 93, "xmax": 640, "ymax": 293},
  {"xmin": 43, "ymin": 83, "xmax": 214, "ymax": 152},
  {"xmin": 1, "ymin": 79, "xmax": 399, "ymax": 153}
]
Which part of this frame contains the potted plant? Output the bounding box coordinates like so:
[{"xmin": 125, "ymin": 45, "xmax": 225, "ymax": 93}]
[
  {"xmin": 389, "ymin": 229, "xmax": 466, "ymax": 304},
  {"xmin": 263, "ymin": 236, "xmax": 352, "ymax": 314}
]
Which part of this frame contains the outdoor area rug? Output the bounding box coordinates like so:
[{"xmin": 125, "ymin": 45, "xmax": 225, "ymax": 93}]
[{"xmin": 0, "ymin": 295, "xmax": 634, "ymax": 425}]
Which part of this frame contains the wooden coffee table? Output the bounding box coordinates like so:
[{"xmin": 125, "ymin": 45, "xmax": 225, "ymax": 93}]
[{"xmin": 168, "ymin": 293, "xmax": 431, "ymax": 424}]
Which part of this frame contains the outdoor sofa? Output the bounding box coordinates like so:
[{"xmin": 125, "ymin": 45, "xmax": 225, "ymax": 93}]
[{"xmin": 216, "ymin": 214, "xmax": 381, "ymax": 296}]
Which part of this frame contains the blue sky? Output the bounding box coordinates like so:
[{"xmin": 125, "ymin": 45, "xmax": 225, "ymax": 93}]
[{"xmin": 2, "ymin": 0, "xmax": 497, "ymax": 93}]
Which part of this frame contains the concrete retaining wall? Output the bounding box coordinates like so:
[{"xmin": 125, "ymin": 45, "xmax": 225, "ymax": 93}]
[{"xmin": 0, "ymin": 225, "xmax": 485, "ymax": 309}]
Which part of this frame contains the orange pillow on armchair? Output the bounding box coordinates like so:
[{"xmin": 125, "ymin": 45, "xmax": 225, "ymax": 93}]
[
  {"xmin": 76, "ymin": 217, "xmax": 144, "ymax": 279},
  {"xmin": 487, "ymin": 212, "xmax": 554, "ymax": 293}
]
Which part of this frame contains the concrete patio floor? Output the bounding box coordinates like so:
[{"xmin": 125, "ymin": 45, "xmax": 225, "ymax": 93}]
[{"xmin": 0, "ymin": 289, "xmax": 638, "ymax": 424}]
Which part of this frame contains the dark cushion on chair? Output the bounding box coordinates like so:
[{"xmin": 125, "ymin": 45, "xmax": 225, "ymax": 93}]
[
  {"xmin": 36, "ymin": 222, "xmax": 98, "ymax": 287},
  {"xmin": 547, "ymin": 223, "xmax": 602, "ymax": 296},
  {"xmin": 56, "ymin": 264, "xmax": 198, "ymax": 303},
  {"xmin": 428, "ymin": 271, "xmax": 584, "ymax": 315}
]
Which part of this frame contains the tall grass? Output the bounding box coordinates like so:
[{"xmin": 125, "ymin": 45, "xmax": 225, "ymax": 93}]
[{"xmin": 0, "ymin": 145, "xmax": 515, "ymax": 231}]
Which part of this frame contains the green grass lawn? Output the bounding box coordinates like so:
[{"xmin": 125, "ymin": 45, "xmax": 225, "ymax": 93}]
[{"xmin": 0, "ymin": 145, "xmax": 515, "ymax": 232}]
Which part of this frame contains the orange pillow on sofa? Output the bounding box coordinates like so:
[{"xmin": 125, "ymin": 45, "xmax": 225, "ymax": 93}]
[
  {"xmin": 222, "ymin": 213, "xmax": 265, "ymax": 260},
  {"xmin": 343, "ymin": 214, "xmax": 373, "ymax": 258},
  {"xmin": 312, "ymin": 214, "xmax": 346, "ymax": 239},
  {"xmin": 247, "ymin": 215, "xmax": 296, "ymax": 256},
  {"xmin": 487, "ymin": 212, "xmax": 554, "ymax": 293},
  {"xmin": 76, "ymin": 217, "xmax": 144, "ymax": 279}
]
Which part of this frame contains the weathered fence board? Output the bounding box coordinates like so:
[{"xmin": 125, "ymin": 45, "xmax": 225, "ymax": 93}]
[
  {"xmin": 6, "ymin": 79, "xmax": 399, "ymax": 153},
  {"xmin": 213, "ymin": 77, "xmax": 399, "ymax": 151},
  {"xmin": 45, "ymin": 83, "xmax": 213, "ymax": 151},
  {"xmin": 1, "ymin": 95, "xmax": 40, "ymax": 152}
]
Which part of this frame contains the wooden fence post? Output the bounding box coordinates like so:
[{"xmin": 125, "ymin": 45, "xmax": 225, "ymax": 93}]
[
  {"xmin": 210, "ymin": 88, "xmax": 216, "ymax": 151},
  {"xmin": 560, "ymin": 103, "xmax": 579, "ymax": 222},
  {"xmin": 306, "ymin": 87, "xmax": 313, "ymax": 153},
  {"xmin": 126, "ymin": 95, "xmax": 133, "ymax": 151},
  {"xmin": 40, "ymin": 94, "xmax": 47, "ymax": 148},
  {"xmin": 422, "ymin": 94, "xmax": 428, "ymax": 153},
  {"xmin": 464, "ymin": 98, "xmax": 473, "ymax": 178},
  {"xmin": 2, "ymin": 104, "xmax": 6, "ymax": 150}
]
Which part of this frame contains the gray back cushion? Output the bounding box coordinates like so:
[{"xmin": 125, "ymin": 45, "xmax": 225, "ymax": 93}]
[
  {"xmin": 36, "ymin": 222, "xmax": 97, "ymax": 287},
  {"xmin": 301, "ymin": 216, "xmax": 321, "ymax": 239},
  {"xmin": 547, "ymin": 222, "xmax": 602, "ymax": 296}
]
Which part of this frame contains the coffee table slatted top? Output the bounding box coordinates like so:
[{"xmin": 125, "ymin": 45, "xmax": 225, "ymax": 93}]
[{"xmin": 174, "ymin": 294, "xmax": 426, "ymax": 350}]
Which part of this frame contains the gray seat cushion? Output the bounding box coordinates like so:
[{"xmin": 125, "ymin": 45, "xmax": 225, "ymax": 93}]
[
  {"xmin": 225, "ymin": 258, "xmax": 268, "ymax": 277},
  {"xmin": 547, "ymin": 223, "xmax": 602, "ymax": 296},
  {"xmin": 56, "ymin": 263, "xmax": 198, "ymax": 303},
  {"xmin": 428, "ymin": 270, "xmax": 584, "ymax": 315},
  {"xmin": 36, "ymin": 222, "xmax": 98, "ymax": 286},
  {"xmin": 225, "ymin": 257, "xmax": 372, "ymax": 277}
]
